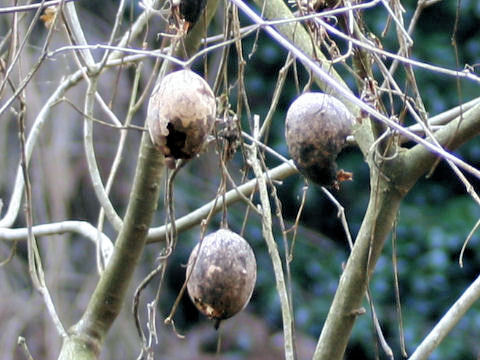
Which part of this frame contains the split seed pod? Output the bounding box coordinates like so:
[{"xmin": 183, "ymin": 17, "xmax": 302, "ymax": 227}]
[
  {"xmin": 147, "ymin": 69, "xmax": 216, "ymax": 168},
  {"xmin": 186, "ymin": 229, "xmax": 257, "ymax": 322},
  {"xmin": 285, "ymin": 92, "xmax": 355, "ymax": 188}
]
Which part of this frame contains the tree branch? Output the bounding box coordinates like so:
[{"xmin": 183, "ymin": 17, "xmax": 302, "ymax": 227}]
[
  {"xmin": 249, "ymin": 117, "xmax": 295, "ymax": 359},
  {"xmin": 409, "ymin": 272, "xmax": 480, "ymax": 360},
  {"xmin": 146, "ymin": 162, "xmax": 297, "ymax": 242},
  {"xmin": 402, "ymin": 101, "xmax": 480, "ymax": 186},
  {"xmin": 228, "ymin": 2, "xmax": 480, "ymax": 359},
  {"xmin": 313, "ymin": 157, "xmax": 406, "ymax": 359},
  {"xmin": 0, "ymin": 221, "xmax": 113, "ymax": 262},
  {"xmin": 313, "ymin": 93, "xmax": 480, "ymax": 360},
  {"xmin": 57, "ymin": 0, "xmax": 221, "ymax": 356},
  {"xmin": 238, "ymin": 0, "xmax": 480, "ymax": 180},
  {"xmin": 58, "ymin": 133, "xmax": 165, "ymax": 359},
  {"xmin": 252, "ymin": 0, "xmax": 356, "ymax": 112},
  {"xmin": 409, "ymin": 277, "xmax": 480, "ymax": 360}
]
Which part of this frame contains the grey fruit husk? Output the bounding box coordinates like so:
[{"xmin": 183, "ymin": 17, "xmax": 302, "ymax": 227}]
[{"xmin": 285, "ymin": 92, "xmax": 354, "ymax": 186}]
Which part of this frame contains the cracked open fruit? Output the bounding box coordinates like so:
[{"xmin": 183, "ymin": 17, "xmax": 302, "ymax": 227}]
[
  {"xmin": 147, "ymin": 69, "xmax": 216, "ymax": 168},
  {"xmin": 285, "ymin": 92, "xmax": 355, "ymax": 188},
  {"xmin": 186, "ymin": 229, "xmax": 257, "ymax": 323}
]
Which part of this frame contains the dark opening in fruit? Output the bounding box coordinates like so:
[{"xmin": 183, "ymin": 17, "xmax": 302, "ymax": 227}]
[{"xmin": 147, "ymin": 69, "xmax": 216, "ymax": 168}]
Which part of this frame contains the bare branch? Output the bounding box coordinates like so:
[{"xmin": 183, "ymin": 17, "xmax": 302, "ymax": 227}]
[
  {"xmin": 248, "ymin": 116, "xmax": 295, "ymax": 359},
  {"xmin": 0, "ymin": 221, "xmax": 114, "ymax": 263},
  {"xmin": 59, "ymin": 134, "xmax": 165, "ymax": 359},
  {"xmin": 0, "ymin": 54, "xmax": 145, "ymax": 229},
  {"xmin": 409, "ymin": 273, "xmax": 480, "ymax": 360},
  {"xmin": 0, "ymin": 0, "xmax": 77, "ymax": 14},
  {"xmin": 147, "ymin": 162, "xmax": 298, "ymax": 243},
  {"xmin": 233, "ymin": 0, "xmax": 480, "ymax": 180}
]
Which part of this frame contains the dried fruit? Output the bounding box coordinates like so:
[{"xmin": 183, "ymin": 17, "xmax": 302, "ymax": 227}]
[
  {"xmin": 186, "ymin": 229, "xmax": 257, "ymax": 322},
  {"xmin": 171, "ymin": 0, "xmax": 207, "ymax": 33},
  {"xmin": 285, "ymin": 92, "xmax": 354, "ymax": 188},
  {"xmin": 147, "ymin": 69, "xmax": 216, "ymax": 168},
  {"xmin": 40, "ymin": 6, "xmax": 57, "ymax": 29}
]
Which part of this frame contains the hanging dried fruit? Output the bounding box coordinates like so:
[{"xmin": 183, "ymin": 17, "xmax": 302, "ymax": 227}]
[
  {"xmin": 147, "ymin": 69, "xmax": 216, "ymax": 169},
  {"xmin": 170, "ymin": 0, "xmax": 207, "ymax": 33},
  {"xmin": 186, "ymin": 229, "xmax": 257, "ymax": 324},
  {"xmin": 285, "ymin": 92, "xmax": 354, "ymax": 188}
]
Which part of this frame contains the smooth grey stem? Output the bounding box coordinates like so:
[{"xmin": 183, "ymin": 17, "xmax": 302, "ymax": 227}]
[{"xmin": 147, "ymin": 161, "xmax": 298, "ymax": 242}]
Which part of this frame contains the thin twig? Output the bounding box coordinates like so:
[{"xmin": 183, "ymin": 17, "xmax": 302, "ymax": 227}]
[
  {"xmin": 370, "ymin": 50, "xmax": 480, "ymax": 210},
  {"xmin": 0, "ymin": 0, "xmax": 48, "ymax": 96},
  {"xmin": 164, "ymin": 201, "xmax": 220, "ymax": 328},
  {"xmin": 459, "ymin": 218, "xmax": 480, "ymax": 268},
  {"xmin": 242, "ymin": 131, "xmax": 295, "ymax": 166},
  {"xmin": 18, "ymin": 81, "xmax": 67, "ymax": 337},
  {"xmin": 392, "ymin": 218, "xmax": 408, "ymax": 357},
  {"xmin": 133, "ymin": 260, "xmax": 167, "ymax": 358},
  {"xmin": 314, "ymin": 17, "xmax": 479, "ymax": 84},
  {"xmin": 259, "ymin": 53, "xmax": 293, "ymax": 138},
  {"xmin": 59, "ymin": 96, "xmax": 146, "ymax": 131},
  {"xmin": 97, "ymin": 0, "xmax": 126, "ymax": 69},
  {"xmin": 17, "ymin": 337, "xmax": 35, "ymax": 360},
  {"xmin": 321, "ymin": 187, "xmax": 393, "ymax": 358},
  {"xmin": 0, "ymin": 12, "xmax": 162, "ymax": 229},
  {"xmin": 230, "ymin": 0, "xmax": 480, "ymax": 181},
  {"xmin": 220, "ymin": 162, "xmax": 262, "ymax": 215},
  {"xmin": 146, "ymin": 162, "xmax": 298, "ymax": 242},
  {"xmin": 0, "ymin": 0, "xmax": 77, "ymax": 14},
  {"xmin": 96, "ymin": 61, "xmax": 144, "ymax": 272},
  {"xmin": 248, "ymin": 115, "xmax": 295, "ymax": 360},
  {"xmin": 287, "ymin": 184, "xmax": 308, "ymax": 260}
]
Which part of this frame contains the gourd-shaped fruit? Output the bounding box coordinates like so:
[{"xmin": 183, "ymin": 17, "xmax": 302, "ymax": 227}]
[
  {"xmin": 186, "ymin": 229, "xmax": 257, "ymax": 322},
  {"xmin": 285, "ymin": 92, "xmax": 354, "ymax": 187},
  {"xmin": 147, "ymin": 69, "xmax": 216, "ymax": 168}
]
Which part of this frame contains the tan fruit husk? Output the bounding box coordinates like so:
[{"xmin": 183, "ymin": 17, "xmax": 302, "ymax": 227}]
[{"xmin": 147, "ymin": 69, "xmax": 216, "ymax": 168}]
